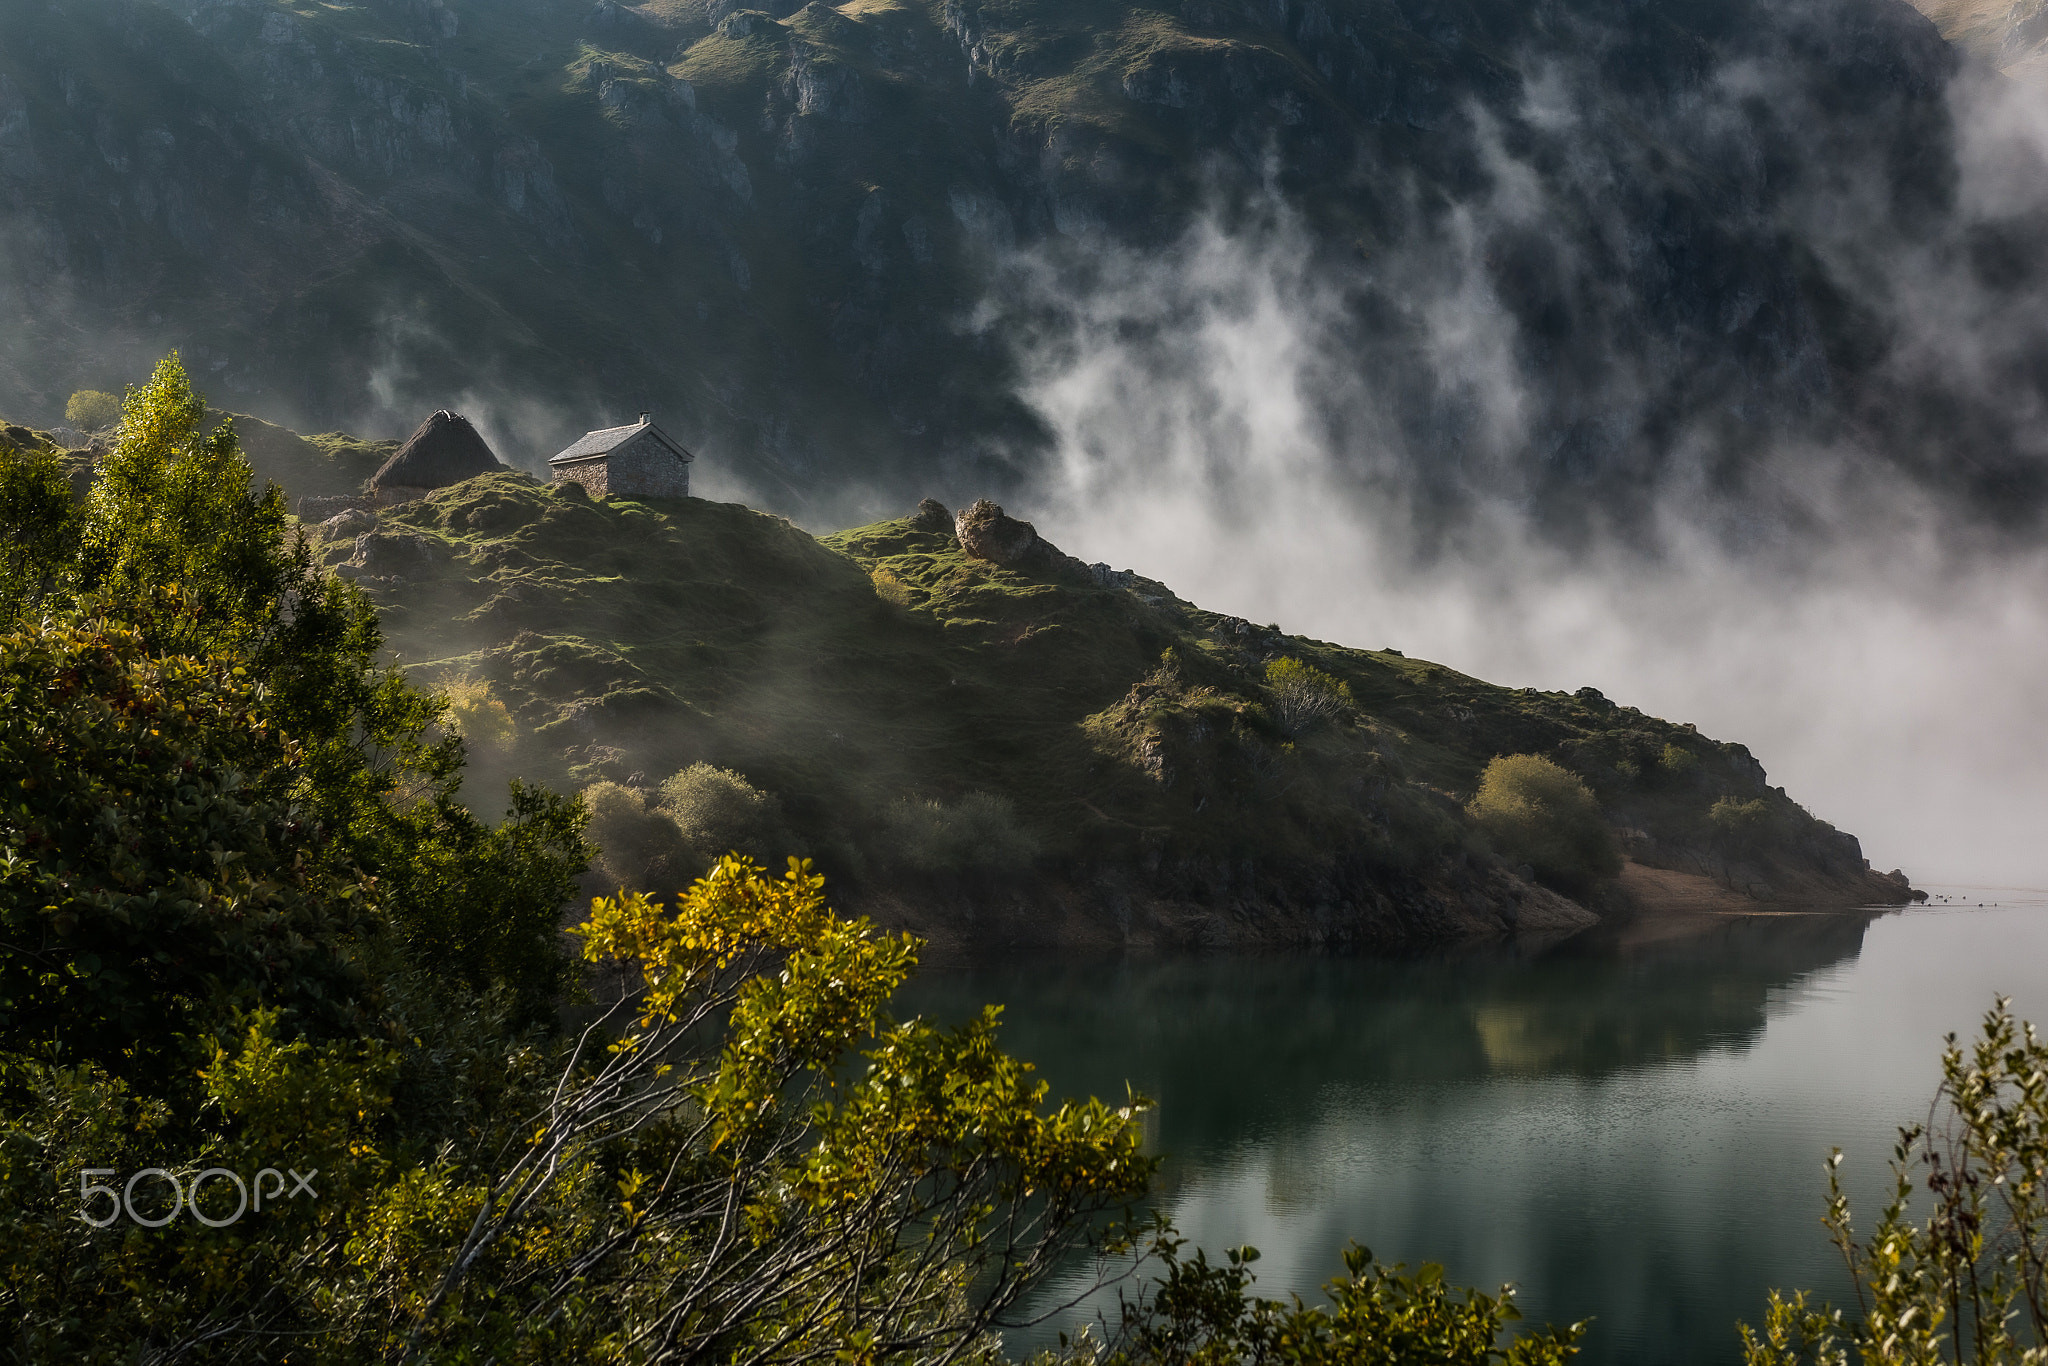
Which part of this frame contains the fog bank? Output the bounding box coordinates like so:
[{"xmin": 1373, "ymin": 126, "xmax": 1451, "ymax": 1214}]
[{"xmin": 1002, "ymin": 65, "xmax": 2048, "ymax": 887}]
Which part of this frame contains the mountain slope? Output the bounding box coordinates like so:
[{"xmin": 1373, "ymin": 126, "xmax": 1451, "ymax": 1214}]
[
  {"xmin": 300, "ymin": 469, "xmax": 1919, "ymax": 948},
  {"xmin": 3, "ymin": 0, "xmax": 2039, "ymax": 534}
]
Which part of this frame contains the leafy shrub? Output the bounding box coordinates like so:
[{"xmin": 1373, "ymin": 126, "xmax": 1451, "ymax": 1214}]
[
  {"xmin": 870, "ymin": 565, "xmax": 913, "ymax": 606},
  {"xmin": 656, "ymin": 762, "xmax": 786, "ymax": 867},
  {"xmin": 64, "ymin": 389, "xmax": 121, "ymax": 432},
  {"xmin": 6, "ymin": 354, "xmax": 591, "ymax": 1019},
  {"xmin": 1658, "ymin": 742, "xmax": 1699, "ymax": 778},
  {"xmin": 583, "ymin": 780, "xmax": 689, "ymax": 891},
  {"xmin": 878, "ymin": 791, "xmax": 1039, "ymax": 873},
  {"xmin": 1265, "ymin": 655, "xmax": 1353, "ymax": 734},
  {"xmin": 0, "ymin": 859, "xmax": 1160, "ymax": 1361},
  {"xmin": 1467, "ymin": 754, "xmax": 1621, "ymax": 890},
  {"xmin": 1114, "ymin": 1239, "xmax": 1586, "ymax": 1366},
  {"xmin": 1707, "ymin": 796, "xmax": 1771, "ymax": 838},
  {"xmin": 1744, "ymin": 999, "xmax": 2048, "ymax": 1366},
  {"xmin": 441, "ymin": 674, "xmax": 516, "ymax": 754}
]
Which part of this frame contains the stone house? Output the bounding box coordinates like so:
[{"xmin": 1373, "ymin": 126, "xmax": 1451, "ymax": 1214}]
[{"xmin": 547, "ymin": 413, "xmax": 693, "ymax": 498}]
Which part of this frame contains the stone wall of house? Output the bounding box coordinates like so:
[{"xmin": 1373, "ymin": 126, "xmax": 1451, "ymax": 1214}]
[
  {"xmin": 551, "ymin": 459, "xmax": 609, "ymax": 497},
  {"xmin": 370, "ymin": 484, "xmax": 434, "ymax": 509},
  {"xmin": 608, "ymin": 440, "xmax": 689, "ymax": 498}
]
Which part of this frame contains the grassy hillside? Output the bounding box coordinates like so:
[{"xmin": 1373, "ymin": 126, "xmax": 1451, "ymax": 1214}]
[{"xmin": 297, "ymin": 469, "xmax": 1917, "ymax": 948}]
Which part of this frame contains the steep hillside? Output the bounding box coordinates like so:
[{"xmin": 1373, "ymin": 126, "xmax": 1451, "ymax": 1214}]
[
  {"xmin": 302, "ymin": 470, "xmax": 1918, "ymax": 949},
  {"xmin": 1907, "ymin": 0, "xmax": 2048, "ymax": 79},
  {"xmin": 3, "ymin": 0, "xmax": 2038, "ymax": 532}
]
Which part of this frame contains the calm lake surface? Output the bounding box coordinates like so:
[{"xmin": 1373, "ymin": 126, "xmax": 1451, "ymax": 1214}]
[{"xmin": 893, "ymin": 889, "xmax": 2048, "ymax": 1365}]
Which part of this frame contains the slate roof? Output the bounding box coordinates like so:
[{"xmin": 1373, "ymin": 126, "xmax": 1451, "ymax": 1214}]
[
  {"xmin": 549, "ymin": 416, "xmax": 694, "ymax": 465},
  {"xmin": 373, "ymin": 411, "xmax": 504, "ymax": 489}
]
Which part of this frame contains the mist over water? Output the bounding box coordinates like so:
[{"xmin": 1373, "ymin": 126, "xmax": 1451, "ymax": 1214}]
[{"xmin": 999, "ymin": 64, "xmax": 2048, "ymax": 888}]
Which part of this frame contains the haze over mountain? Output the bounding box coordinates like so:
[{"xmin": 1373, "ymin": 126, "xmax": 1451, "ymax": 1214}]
[
  {"xmin": 4, "ymin": 0, "xmax": 2047, "ymax": 883},
  {"xmin": 0, "ymin": 0, "xmax": 2039, "ymax": 517}
]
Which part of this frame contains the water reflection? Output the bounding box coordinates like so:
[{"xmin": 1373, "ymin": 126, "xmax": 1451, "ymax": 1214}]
[
  {"xmin": 896, "ymin": 902, "xmax": 2048, "ymax": 1365},
  {"xmin": 900, "ymin": 911, "xmax": 1882, "ymax": 1154}
]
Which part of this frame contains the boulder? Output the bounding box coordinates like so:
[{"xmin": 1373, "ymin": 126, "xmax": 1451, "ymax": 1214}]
[
  {"xmin": 909, "ymin": 497, "xmax": 952, "ymax": 532},
  {"xmin": 350, "ymin": 531, "xmax": 448, "ymax": 577},
  {"xmin": 319, "ymin": 507, "xmax": 376, "ymax": 540},
  {"xmin": 954, "ymin": 499, "xmax": 1042, "ymax": 566}
]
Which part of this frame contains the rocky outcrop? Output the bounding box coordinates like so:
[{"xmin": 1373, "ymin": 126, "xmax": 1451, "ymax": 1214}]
[
  {"xmin": 954, "ymin": 498, "xmax": 1042, "ymax": 565},
  {"xmin": 953, "ymin": 498, "xmax": 1126, "ymax": 585},
  {"xmin": 316, "ymin": 506, "xmax": 376, "ymax": 540},
  {"xmin": 338, "ymin": 530, "xmax": 450, "ymax": 581},
  {"xmin": 908, "ymin": 497, "xmax": 953, "ymax": 532}
]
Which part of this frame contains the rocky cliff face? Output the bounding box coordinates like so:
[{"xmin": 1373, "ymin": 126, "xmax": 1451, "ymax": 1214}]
[{"xmin": 0, "ymin": 0, "xmax": 2037, "ymax": 532}]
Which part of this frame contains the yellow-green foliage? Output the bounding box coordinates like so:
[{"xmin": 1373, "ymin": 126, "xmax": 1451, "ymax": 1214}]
[
  {"xmin": 657, "ymin": 762, "xmax": 786, "ymax": 867},
  {"xmin": 1659, "ymin": 742, "xmax": 1699, "ymax": 777},
  {"xmin": 878, "ymin": 791, "xmax": 1040, "ymax": 872},
  {"xmin": 1467, "ymin": 753, "xmax": 1621, "ymax": 888},
  {"xmin": 2, "ymin": 859, "xmax": 1161, "ymax": 1359},
  {"xmin": 1114, "ymin": 1241, "xmax": 1588, "ymax": 1366},
  {"xmin": 869, "ymin": 564, "xmax": 913, "ymax": 606},
  {"xmin": 64, "ymin": 389, "xmax": 120, "ymax": 432},
  {"xmin": 1743, "ymin": 999, "xmax": 2048, "ymax": 1366},
  {"xmin": 584, "ymin": 765, "xmax": 789, "ymax": 892},
  {"xmin": 1708, "ymin": 795, "xmax": 1770, "ymax": 836},
  {"xmin": 441, "ymin": 675, "xmax": 516, "ymax": 753},
  {"xmin": 1266, "ymin": 655, "xmax": 1353, "ymax": 733}
]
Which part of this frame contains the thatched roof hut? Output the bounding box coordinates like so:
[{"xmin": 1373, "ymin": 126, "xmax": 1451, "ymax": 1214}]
[{"xmin": 371, "ymin": 411, "xmax": 504, "ymax": 500}]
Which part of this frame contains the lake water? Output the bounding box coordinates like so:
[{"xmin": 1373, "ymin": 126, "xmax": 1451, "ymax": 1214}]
[{"xmin": 893, "ymin": 889, "xmax": 2048, "ymax": 1364}]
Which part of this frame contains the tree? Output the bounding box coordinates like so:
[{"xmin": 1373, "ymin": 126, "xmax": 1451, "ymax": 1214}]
[
  {"xmin": 0, "ymin": 443, "xmax": 78, "ymax": 620},
  {"xmin": 1742, "ymin": 998, "xmax": 2048, "ymax": 1366},
  {"xmin": 63, "ymin": 390, "xmax": 120, "ymax": 432},
  {"xmin": 1265, "ymin": 657, "xmax": 1354, "ymax": 735},
  {"xmin": 5, "ymin": 353, "xmax": 591, "ymax": 1014},
  {"xmin": 1, "ymin": 858, "xmax": 1160, "ymax": 1363},
  {"xmin": 411, "ymin": 857, "xmax": 1157, "ymax": 1363},
  {"xmin": 0, "ymin": 616, "xmax": 377, "ymax": 1081},
  {"xmin": 1466, "ymin": 755, "xmax": 1620, "ymax": 891}
]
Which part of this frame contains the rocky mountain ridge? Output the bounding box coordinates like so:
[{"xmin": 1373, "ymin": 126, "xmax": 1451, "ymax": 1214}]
[{"xmin": 3, "ymin": 0, "xmax": 2042, "ymax": 535}]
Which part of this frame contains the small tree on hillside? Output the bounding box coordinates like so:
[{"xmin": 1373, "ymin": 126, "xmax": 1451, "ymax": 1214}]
[
  {"xmin": 64, "ymin": 389, "xmax": 120, "ymax": 432},
  {"xmin": 1467, "ymin": 754, "xmax": 1620, "ymax": 890},
  {"xmin": 1266, "ymin": 656, "xmax": 1354, "ymax": 734},
  {"xmin": 658, "ymin": 761, "xmax": 787, "ymax": 867}
]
